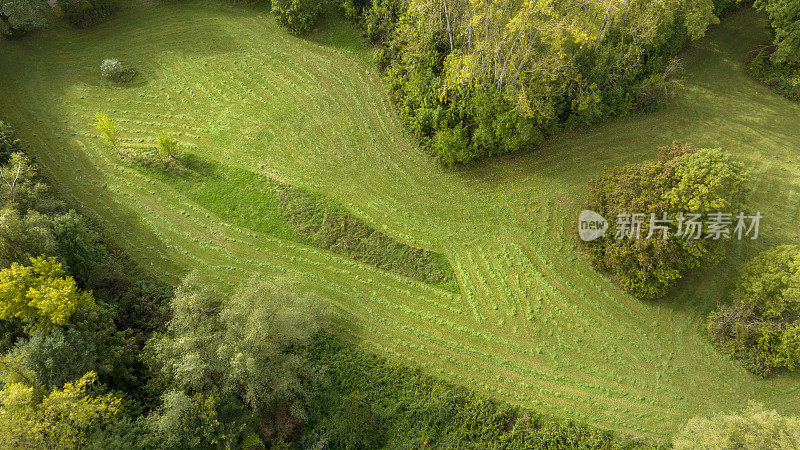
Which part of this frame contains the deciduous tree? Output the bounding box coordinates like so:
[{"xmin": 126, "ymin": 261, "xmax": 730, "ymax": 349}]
[{"xmin": 0, "ymin": 256, "xmax": 95, "ymax": 330}]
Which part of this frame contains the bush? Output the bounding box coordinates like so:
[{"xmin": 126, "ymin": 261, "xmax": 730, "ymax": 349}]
[
  {"xmin": 271, "ymin": 0, "xmax": 321, "ymax": 35},
  {"xmin": 708, "ymin": 245, "xmax": 800, "ymax": 375},
  {"xmin": 100, "ymin": 58, "xmax": 136, "ymax": 83},
  {"xmin": 433, "ymin": 123, "xmax": 470, "ymax": 166},
  {"xmin": 583, "ymin": 144, "xmax": 749, "ymax": 299},
  {"xmin": 100, "ymin": 58, "xmax": 123, "ymax": 79}
]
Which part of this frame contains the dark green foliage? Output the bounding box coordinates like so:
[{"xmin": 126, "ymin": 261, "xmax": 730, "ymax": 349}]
[
  {"xmin": 754, "ymin": 0, "xmax": 800, "ymax": 65},
  {"xmin": 332, "ymin": 395, "xmax": 384, "ymax": 449},
  {"xmin": 272, "ymin": 0, "xmax": 321, "ymax": 35},
  {"xmin": 302, "ymin": 335, "xmax": 657, "ymax": 449},
  {"xmin": 276, "ymin": 183, "xmax": 455, "ymax": 288},
  {"xmin": 0, "ymin": 121, "xmax": 23, "ymax": 165},
  {"xmin": 583, "ymin": 144, "xmax": 749, "ymax": 299},
  {"xmin": 746, "ymin": 48, "xmax": 800, "ymax": 102},
  {"xmin": 708, "ymin": 245, "xmax": 800, "ymax": 375},
  {"xmin": 0, "ymin": 0, "xmax": 47, "ymax": 38},
  {"xmin": 4, "ymin": 327, "xmax": 97, "ymax": 389},
  {"xmin": 52, "ymin": 210, "xmax": 107, "ymax": 288},
  {"xmin": 0, "ymin": 118, "xmax": 171, "ymax": 418},
  {"xmin": 138, "ymin": 155, "xmax": 457, "ymax": 289},
  {"xmin": 60, "ymin": 0, "xmax": 116, "ymax": 28}
]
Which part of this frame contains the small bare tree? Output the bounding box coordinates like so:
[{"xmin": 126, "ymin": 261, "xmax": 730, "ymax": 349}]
[{"xmin": 0, "ymin": 160, "xmax": 21, "ymax": 203}]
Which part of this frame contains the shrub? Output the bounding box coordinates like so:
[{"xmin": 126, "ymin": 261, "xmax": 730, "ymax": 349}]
[
  {"xmin": 100, "ymin": 58, "xmax": 123, "ymax": 79},
  {"xmin": 272, "ymin": 0, "xmax": 321, "ymax": 35},
  {"xmin": 708, "ymin": 245, "xmax": 800, "ymax": 375},
  {"xmin": 100, "ymin": 58, "xmax": 136, "ymax": 83},
  {"xmin": 583, "ymin": 144, "xmax": 749, "ymax": 299},
  {"xmin": 156, "ymin": 134, "xmax": 178, "ymax": 161},
  {"xmin": 747, "ymin": 48, "xmax": 800, "ymax": 102},
  {"xmin": 433, "ymin": 123, "xmax": 470, "ymax": 167},
  {"xmin": 637, "ymin": 58, "xmax": 685, "ymax": 111}
]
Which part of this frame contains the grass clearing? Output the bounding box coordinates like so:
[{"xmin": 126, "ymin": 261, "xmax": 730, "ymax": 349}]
[{"xmin": 1, "ymin": 2, "xmax": 799, "ymax": 439}]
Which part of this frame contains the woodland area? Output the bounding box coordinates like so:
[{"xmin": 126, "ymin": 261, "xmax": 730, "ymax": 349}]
[{"xmin": 1, "ymin": 0, "xmax": 799, "ymax": 448}]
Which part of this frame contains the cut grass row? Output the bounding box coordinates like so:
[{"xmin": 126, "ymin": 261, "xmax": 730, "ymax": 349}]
[
  {"xmin": 133, "ymin": 154, "xmax": 456, "ymax": 289},
  {"xmin": 1, "ymin": 2, "xmax": 799, "ymax": 439}
]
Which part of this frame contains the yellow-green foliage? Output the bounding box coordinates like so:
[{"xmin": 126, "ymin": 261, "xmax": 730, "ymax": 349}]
[
  {"xmin": 674, "ymin": 402, "xmax": 800, "ymax": 449},
  {"xmin": 0, "ymin": 371, "xmax": 121, "ymax": 449},
  {"xmin": 0, "ymin": 256, "xmax": 94, "ymax": 330},
  {"xmin": 93, "ymin": 113, "xmax": 119, "ymax": 150},
  {"xmin": 156, "ymin": 133, "xmax": 178, "ymax": 160}
]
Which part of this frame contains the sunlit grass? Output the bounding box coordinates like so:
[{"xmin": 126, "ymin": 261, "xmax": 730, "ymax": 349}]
[{"xmin": 0, "ymin": 3, "xmax": 798, "ymax": 439}]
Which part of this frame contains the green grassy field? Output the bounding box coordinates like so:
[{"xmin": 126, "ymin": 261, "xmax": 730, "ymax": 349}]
[{"xmin": 1, "ymin": 2, "xmax": 799, "ymax": 439}]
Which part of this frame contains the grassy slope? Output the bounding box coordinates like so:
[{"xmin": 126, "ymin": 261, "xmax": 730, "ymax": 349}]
[{"xmin": 0, "ymin": 3, "xmax": 798, "ymax": 439}]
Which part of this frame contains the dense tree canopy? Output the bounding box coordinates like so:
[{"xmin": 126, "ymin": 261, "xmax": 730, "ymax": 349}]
[
  {"xmin": 709, "ymin": 245, "xmax": 800, "ymax": 375},
  {"xmin": 674, "ymin": 402, "xmax": 800, "ymax": 449},
  {"xmin": 0, "ymin": 371, "xmax": 121, "ymax": 449},
  {"xmin": 356, "ymin": 0, "xmax": 739, "ymax": 165},
  {"xmin": 0, "ymin": 0, "xmax": 47, "ymax": 37},
  {"xmin": 583, "ymin": 144, "xmax": 749, "ymax": 299},
  {"xmin": 0, "ymin": 256, "xmax": 95, "ymax": 330},
  {"xmin": 151, "ymin": 275, "xmax": 325, "ymax": 445}
]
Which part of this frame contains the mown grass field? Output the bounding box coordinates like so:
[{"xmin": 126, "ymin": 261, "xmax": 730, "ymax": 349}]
[{"xmin": 1, "ymin": 2, "xmax": 799, "ymax": 439}]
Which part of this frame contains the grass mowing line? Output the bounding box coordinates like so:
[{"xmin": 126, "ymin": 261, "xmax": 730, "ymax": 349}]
[{"xmin": 2, "ymin": 3, "xmax": 800, "ymax": 438}]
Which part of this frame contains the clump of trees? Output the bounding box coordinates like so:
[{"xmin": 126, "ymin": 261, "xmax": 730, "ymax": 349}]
[
  {"xmin": 674, "ymin": 402, "xmax": 800, "ymax": 449},
  {"xmin": 146, "ymin": 275, "xmax": 326, "ymax": 447},
  {"xmin": 337, "ymin": 0, "xmax": 740, "ymax": 165},
  {"xmin": 0, "ymin": 0, "xmax": 47, "ymax": 37},
  {"xmin": 0, "ymin": 120, "xmax": 173, "ymax": 449},
  {"xmin": 272, "ymin": 0, "xmax": 321, "ymax": 35},
  {"xmin": 583, "ymin": 143, "xmax": 749, "ymax": 299},
  {"xmin": 708, "ymin": 245, "xmax": 800, "ymax": 375}
]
